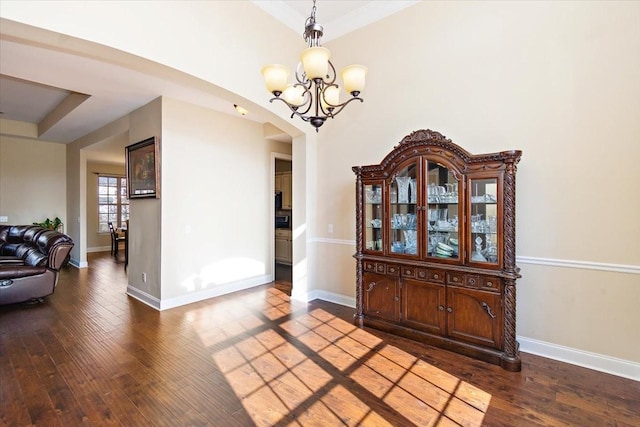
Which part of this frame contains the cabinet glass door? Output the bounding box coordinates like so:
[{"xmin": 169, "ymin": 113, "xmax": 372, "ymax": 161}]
[
  {"xmin": 426, "ymin": 162, "xmax": 460, "ymax": 260},
  {"xmin": 469, "ymin": 178, "xmax": 499, "ymax": 264},
  {"xmin": 389, "ymin": 162, "xmax": 418, "ymax": 255},
  {"xmin": 364, "ymin": 183, "xmax": 383, "ymax": 252}
]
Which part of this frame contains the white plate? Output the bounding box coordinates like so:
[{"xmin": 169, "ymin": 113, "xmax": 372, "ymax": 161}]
[{"xmin": 437, "ymin": 242, "xmax": 454, "ymax": 252}]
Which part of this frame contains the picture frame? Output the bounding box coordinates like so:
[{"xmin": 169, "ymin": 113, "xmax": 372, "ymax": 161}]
[{"xmin": 126, "ymin": 136, "xmax": 160, "ymax": 199}]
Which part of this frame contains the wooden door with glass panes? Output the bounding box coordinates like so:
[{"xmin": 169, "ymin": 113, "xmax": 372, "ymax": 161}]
[
  {"xmin": 467, "ymin": 174, "xmax": 502, "ymax": 269},
  {"xmin": 363, "ymin": 182, "xmax": 384, "ymax": 253},
  {"xmin": 425, "ymin": 160, "xmax": 462, "ymax": 263},
  {"xmin": 389, "ymin": 160, "xmax": 419, "ymax": 257}
]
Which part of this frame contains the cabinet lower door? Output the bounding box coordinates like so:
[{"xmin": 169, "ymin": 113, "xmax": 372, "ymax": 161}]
[
  {"xmin": 275, "ymin": 238, "xmax": 289, "ymax": 263},
  {"xmin": 446, "ymin": 287, "xmax": 503, "ymax": 349},
  {"xmin": 363, "ymin": 272, "xmax": 400, "ymax": 322},
  {"xmin": 402, "ymin": 279, "xmax": 446, "ymax": 335}
]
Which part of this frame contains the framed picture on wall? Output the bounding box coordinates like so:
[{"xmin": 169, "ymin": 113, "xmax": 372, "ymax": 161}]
[{"xmin": 126, "ymin": 136, "xmax": 160, "ymax": 199}]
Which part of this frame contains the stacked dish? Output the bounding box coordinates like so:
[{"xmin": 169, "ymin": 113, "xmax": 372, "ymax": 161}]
[{"xmin": 435, "ymin": 242, "xmax": 455, "ymax": 258}]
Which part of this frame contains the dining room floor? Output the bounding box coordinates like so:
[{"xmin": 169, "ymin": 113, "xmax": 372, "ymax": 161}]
[{"xmin": 0, "ymin": 251, "xmax": 638, "ymax": 426}]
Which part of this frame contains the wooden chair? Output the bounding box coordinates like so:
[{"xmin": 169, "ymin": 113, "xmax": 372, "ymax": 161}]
[{"xmin": 108, "ymin": 222, "xmax": 126, "ymax": 258}]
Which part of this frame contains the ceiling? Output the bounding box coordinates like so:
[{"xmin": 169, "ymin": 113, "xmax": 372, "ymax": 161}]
[{"xmin": 0, "ymin": 1, "xmax": 417, "ymax": 162}]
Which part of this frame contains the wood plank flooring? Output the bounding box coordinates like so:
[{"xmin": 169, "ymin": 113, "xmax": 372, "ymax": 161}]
[{"xmin": 1, "ymin": 252, "xmax": 638, "ymax": 426}]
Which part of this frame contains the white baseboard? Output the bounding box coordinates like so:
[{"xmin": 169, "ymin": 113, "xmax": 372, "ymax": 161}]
[
  {"xmin": 69, "ymin": 259, "xmax": 88, "ymax": 269},
  {"xmin": 308, "ymin": 289, "xmax": 356, "ymax": 308},
  {"xmin": 70, "ymin": 248, "xmax": 111, "ymax": 268},
  {"xmin": 87, "ymin": 246, "xmax": 111, "ymax": 253},
  {"xmin": 517, "ymin": 336, "xmax": 639, "ymax": 381},
  {"xmin": 133, "ymin": 274, "xmax": 274, "ymax": 311},
  {"xmin": 307, "ymin": 291, "xmax": 638, "ymax": 381},
  {"xmin": 126, "ymin": 286, "xmax": 161, "ymax": 310}
]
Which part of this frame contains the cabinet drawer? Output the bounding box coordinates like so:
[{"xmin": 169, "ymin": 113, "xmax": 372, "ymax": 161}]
[
  {"xmin": 363, "ymin": 261, "xmax": 400, "ymax": 276},
  {"xmin": 364, "ymin": 261, "xmax": 376, "ymax": 272},
  {"xmin": 481, "ymin": 277, "xmax": 502, "ymax": 293},
  {"xmin": 428, "ymin": 269, "xmax": 445, "ymax": 283},
  {"xmin": 447, "ymin": 272, "xmax": 464, "ymax": 285},
  {"xmin": 416, "ymin": 268, "xmax": 429, "ymax": 281},
  {"xmin": 402, "ymin": 266, "xmax": 416, "ymax": 278},
  {"xmin": 386, "ymin": 264, "xmax": 400, "ymax": 276},
  {"xmin": 465, "ymin": 275, "xmax": 480, "ymax": 288}
]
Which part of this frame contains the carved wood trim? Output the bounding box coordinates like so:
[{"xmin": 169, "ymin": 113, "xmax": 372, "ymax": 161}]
[{"xmin": 353, "ymin": 168, "xmax": 364, "ymax": 320}]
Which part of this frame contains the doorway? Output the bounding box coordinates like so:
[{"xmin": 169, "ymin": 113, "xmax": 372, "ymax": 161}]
[{"xmin": 274, "ymin": 158, "xmax": 292, "ymax": 289}]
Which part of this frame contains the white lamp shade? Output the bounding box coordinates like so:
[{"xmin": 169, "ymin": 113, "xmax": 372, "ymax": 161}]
[
  {"xmin": 301, "ymin": 47, "xmax": 330, "ymax": 80},
  {"xmin": 341, "ymin": 65, "xmax": 367, "ymax": 95},
  {"xmin": 261, "ymin": 64, "xmax": 290, "ymax": 93},
  {"xmin": 283, "ymin": 84, "xmax": 306, "ymax": 107},
  {"xmin": 321, "ymin": 85, "xmax": 340, "ymax": 109}
]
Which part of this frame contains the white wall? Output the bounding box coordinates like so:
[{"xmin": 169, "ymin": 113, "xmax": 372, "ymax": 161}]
[
  {"xmin": 0, "ymin": 134, "xmax": 66, "ymax": 227},
  {"xmin": 314, "ymin": 1, "xmax": 640, "ymax": 374},
  {"xmin": 158, "ymin": 97, "xmax": 292, "ymax": 308}
]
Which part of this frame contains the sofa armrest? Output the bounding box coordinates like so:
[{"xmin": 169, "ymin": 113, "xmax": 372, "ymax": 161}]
[
  {"xmin": 48, "ymin": 243, "xmax": 73, "ymax": 270},
  {"xmin": 0, "ymin": 265, "xmax": 47, "ymax": 279}
]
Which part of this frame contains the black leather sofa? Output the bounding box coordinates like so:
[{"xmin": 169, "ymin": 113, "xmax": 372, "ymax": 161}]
[{"xmin": 0, "ymin": 225, "xmax": 74, "ymax": 305}]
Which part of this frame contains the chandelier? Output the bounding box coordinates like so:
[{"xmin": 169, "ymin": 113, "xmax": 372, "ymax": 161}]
[{"xmin": 261, "ymin": 0, "xmax": 367, "ymax": 131}]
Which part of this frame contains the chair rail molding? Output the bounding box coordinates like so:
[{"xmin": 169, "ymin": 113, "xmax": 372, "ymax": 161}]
[{"xmin": 312, "ymin": 238, "xmax": 640, "ymax": 275}]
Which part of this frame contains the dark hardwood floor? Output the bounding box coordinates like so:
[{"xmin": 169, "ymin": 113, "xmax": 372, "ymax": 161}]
[
  {"xmin": 274, "ymin": 263, "xmax": 292, "ymax": 296},
  {"xmin": 1, "ymin": 252, "xmax": 638, "ymax": 426}
]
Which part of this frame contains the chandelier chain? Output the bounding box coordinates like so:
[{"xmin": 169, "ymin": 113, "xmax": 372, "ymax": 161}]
[{"xmin": 262, "ymin": 0, "xmax": 366, "ymax": 131}]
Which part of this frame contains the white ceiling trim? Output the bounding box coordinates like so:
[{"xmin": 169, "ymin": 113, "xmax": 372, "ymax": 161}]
[{"xmin": 251, "ymin": 1, "xmax": 419, "ymax": 42}]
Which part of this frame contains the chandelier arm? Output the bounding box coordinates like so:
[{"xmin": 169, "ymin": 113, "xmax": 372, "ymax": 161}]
[
  {"xmin": 297, "ymin": 85, "xmax": 314, "ymax": 116},
  {"xmin": 314, "ymin": 81, "xmax": 322, "ymax": 118},
  {"xmin": 325, "ymin": 60, "xmax": 337, "ymax": 85},
  {"xmin": 321, "ymin": 96, "xmax": 364, "ymax": 118},
  {"xmin": 295, "ymin": 62, "xmax": 312, "ymax": 86},
  {"xmin": 268, "ymin": 93, "xmax": 314, "ymax": 118},
  {"xmin": 263, "ymin": 0, "xmax": 365, "ymax": 131}
]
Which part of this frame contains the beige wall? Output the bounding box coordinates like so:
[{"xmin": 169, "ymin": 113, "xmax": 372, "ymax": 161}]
[
  {"xmin": 86, "ymin": 161, "xmax": 126, "ymax": 251},
  {"xmin": 316, "ymin": 1, "xmax": 640, "ymax": 365},
  {"xmin": 159, "ymin": 97, "xmax": 292, "ymax": 305},
  {"xmin": 127, "ymin": 98, "xmax": 163, "ymax": 301},
  {"xmin": 0, "ymin": 134, "xmax": 66, "ymax": 227}
]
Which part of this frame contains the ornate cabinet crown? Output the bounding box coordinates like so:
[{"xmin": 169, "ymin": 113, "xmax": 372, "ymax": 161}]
[{"xmin": 353, "ymin": 129, "xmax": 522, "ymax": 371}]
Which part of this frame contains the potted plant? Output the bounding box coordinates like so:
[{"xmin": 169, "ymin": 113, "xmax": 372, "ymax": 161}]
[{"xmin": 33, "ymin": 217, "xmax": 64, "ymax": 232}]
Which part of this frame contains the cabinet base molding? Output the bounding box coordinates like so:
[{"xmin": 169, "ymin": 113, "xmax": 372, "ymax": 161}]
[{"xmin": 360, "ymin": 315, "xmax": 522, "ymax": 372}]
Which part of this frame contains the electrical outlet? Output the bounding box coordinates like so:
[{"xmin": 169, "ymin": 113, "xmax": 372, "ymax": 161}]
[
  {"xmin": 142, "ymin": 272, "xmax": 147, "ymax": 283},
  {"xmin": 0, "ymin": 216, "xmax": 8, "ymax": 223},
  {"xmin": 328, "ymin": 223, "xmax": 334, "ymax": 234}
]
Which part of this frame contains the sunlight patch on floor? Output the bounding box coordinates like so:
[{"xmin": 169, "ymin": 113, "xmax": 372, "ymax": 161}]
[{"xmin": 201, "ymin": 288, "xmax": 491, "ymax": 426}]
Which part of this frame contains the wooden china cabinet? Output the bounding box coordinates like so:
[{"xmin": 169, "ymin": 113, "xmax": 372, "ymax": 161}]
[{"xmin": 353, "ymin": 129, "xmax": 522, "ymax": 371}]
